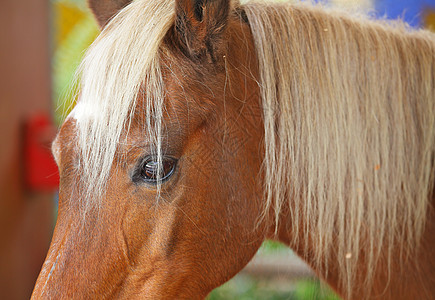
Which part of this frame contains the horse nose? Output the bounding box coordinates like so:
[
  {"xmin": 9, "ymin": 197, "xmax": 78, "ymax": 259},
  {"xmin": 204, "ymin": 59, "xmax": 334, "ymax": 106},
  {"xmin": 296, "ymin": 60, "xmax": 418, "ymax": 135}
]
[
  {"xmin": 31, "ymin": 236, "xmax": 64, "ymax": 299},
  {"xmin": 32, "ymin": 212, "xmax": 130, "ymax": 299}
]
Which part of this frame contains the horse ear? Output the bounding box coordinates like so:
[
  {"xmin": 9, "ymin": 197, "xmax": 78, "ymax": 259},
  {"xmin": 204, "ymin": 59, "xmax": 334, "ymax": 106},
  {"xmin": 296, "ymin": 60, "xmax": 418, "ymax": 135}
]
[
  {"xmin": 174, "ymin": 0, "xmax": 231, "ymax": 63},
  {"xmin": 88, "ymin": 0, "xmax": 132, "ymax": 28}
]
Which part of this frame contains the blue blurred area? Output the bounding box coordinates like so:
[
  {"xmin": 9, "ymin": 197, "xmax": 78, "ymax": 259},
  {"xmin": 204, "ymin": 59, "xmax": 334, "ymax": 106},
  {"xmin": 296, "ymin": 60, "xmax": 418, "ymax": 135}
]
[{"xmin": 375, "ymin": 0, "xmax": 435, "ymax": 27}]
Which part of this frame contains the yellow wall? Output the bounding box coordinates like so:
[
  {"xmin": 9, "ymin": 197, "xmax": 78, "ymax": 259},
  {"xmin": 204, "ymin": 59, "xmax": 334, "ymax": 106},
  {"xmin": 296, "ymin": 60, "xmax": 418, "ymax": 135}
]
[{"xmin": 425, "ymin": 9, "xmax": 435, "ymax": 31}]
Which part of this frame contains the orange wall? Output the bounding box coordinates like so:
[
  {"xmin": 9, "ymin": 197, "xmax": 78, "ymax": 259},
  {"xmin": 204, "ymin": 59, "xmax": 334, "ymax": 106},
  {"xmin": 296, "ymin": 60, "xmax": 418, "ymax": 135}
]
[{"xmin": 0, "ymin": 1, "xmax": 54, "ymax": 299}]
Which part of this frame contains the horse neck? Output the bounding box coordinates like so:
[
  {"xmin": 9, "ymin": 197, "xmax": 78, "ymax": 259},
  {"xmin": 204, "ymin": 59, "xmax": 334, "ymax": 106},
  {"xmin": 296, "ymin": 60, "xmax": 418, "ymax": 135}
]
[
  {"xmin": 272, "ymin": 197, "xmax": 435, "ymax": 300},
  {"xmin": 243, "ymin": 3, "xmax": 435, "ymax": 299}
]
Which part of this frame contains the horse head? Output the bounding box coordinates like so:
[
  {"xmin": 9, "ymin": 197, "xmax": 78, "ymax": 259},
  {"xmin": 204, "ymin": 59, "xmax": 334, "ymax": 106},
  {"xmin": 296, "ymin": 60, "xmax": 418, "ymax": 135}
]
[
  {"xmin": 33, "ymin": 0, "xmax": 435, "ymax": 299},
  {"xmin": 32, "ymin": 0, "xmax": 269, "ymax": 298}
]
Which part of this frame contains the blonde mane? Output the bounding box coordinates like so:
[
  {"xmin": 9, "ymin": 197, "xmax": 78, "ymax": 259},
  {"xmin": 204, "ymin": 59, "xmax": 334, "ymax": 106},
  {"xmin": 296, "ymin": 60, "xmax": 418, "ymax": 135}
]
[
  {"xmin": 244, "ymin": 1, "xmax": 435, "ymax": 297},
  {"xmin": 75, "ymin": 0, "xmax": 173, "ymax": 208},
  {"xmin": 74, "ymin": 0, "xmax": 435, "ymax": 297}
]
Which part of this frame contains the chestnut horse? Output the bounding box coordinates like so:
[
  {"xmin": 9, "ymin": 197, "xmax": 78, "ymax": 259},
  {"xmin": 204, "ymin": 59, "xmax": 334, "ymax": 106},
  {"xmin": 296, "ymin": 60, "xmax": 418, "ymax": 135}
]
[{"xmin": 33, "ymin": 0, "xmax": 435, "ymax": 299}]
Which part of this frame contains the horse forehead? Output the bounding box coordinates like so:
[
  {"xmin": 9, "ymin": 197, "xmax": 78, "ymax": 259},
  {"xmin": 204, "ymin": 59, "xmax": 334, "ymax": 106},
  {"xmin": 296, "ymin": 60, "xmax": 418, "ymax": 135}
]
[
  {"xmin": 53, "ymin": 111, "xmax": 80, "ymax": 159},
  {"xmin": 67, "ymin": 101, "xmax": 102, "ymax": 124}
]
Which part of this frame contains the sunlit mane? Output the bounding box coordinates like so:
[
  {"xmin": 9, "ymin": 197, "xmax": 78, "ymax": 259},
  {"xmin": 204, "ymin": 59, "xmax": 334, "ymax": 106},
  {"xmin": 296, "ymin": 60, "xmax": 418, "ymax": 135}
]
[
  {"xmin": 74, "ymin": 0, "xmax": 434, "ymax": 298},
  {"xmin": 244, "ymin": 2, "xmax": 435, "ymax": 298},
  {"xmin": 75, "ymin": 0, "xmax": 174, "ymax": 208}
]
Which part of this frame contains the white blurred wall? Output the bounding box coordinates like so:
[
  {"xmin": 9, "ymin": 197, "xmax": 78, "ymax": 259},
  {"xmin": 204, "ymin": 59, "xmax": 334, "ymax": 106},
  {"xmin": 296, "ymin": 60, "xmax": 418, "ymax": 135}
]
[{"xmin": 331, "ymin": 0, "xmax": 373, "ymax": 11}]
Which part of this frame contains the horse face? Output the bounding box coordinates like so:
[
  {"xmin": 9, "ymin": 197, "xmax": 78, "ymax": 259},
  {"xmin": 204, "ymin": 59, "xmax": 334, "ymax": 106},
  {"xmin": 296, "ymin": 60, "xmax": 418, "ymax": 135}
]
[{"xmin": 33, "ymin": 0, "xmax": 266, "ymax": 298}]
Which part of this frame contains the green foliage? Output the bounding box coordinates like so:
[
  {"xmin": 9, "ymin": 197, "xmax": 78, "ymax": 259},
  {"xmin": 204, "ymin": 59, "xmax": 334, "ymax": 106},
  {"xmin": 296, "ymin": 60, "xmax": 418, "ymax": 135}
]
[
  {"xmin": 52, "ymin": 0, "xmax": 98, "ymax": 125},
  {"xmin": 294, "ymin": 280, "xmax": 341, "ymax": 300},
  {"xmin": 208, "ymin": 275, "xmax": 297, "ymax": 300},
  {"xmin": 209, "ymin": 277, "xmax": 340, "ymax": 300},
  {"xmin": 209, "ymin": 241, "xmax": 341, "ymax": 299},
  {"xmin": 258, "ymin": 240, "xmax": 288, "ymax": 253}
]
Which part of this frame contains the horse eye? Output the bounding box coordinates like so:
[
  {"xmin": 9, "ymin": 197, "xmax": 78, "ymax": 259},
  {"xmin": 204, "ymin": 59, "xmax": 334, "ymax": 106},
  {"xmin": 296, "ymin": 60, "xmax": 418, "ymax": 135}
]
[{"xmin": 135, "ymin": 156, "xmax": 177, "ymax": 184}]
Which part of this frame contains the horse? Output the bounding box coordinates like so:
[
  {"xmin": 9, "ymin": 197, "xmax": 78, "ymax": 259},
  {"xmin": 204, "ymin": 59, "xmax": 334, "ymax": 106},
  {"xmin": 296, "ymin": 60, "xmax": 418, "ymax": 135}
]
[{"xmin": 32, "ymin": 0, "xmax": 435, "ymax": 299}]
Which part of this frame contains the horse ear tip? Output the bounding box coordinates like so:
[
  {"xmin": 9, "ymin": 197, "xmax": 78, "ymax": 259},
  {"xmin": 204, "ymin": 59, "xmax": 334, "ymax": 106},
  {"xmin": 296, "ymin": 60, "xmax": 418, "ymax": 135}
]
[
  {"xmin": 174, "ymin": 0, "xmax": 231, "ymax": 61},
  {"xmin": 87, "ymin": 0, "xmax": 132, "ymax": 29}
]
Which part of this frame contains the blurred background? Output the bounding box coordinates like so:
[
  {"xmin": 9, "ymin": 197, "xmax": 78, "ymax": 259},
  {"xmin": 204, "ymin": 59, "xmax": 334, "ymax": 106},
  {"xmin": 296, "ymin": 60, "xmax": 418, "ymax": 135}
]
[{"xmin": 1, "ymin": 0, "xmax": 434, "ymax": 299}]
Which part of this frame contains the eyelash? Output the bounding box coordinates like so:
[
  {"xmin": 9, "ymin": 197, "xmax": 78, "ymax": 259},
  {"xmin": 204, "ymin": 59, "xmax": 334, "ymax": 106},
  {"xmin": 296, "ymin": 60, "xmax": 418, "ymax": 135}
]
[{"xmin": 132, "ymin": 156, "xmax": 177, "ymax": 185}]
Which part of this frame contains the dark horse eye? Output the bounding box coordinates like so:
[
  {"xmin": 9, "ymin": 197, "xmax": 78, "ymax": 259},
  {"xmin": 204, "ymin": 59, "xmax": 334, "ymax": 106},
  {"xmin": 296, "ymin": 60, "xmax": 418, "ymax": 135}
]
[{"xmin": 135, "ymin": 156, "xmax": 177, "ymax": 184}]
